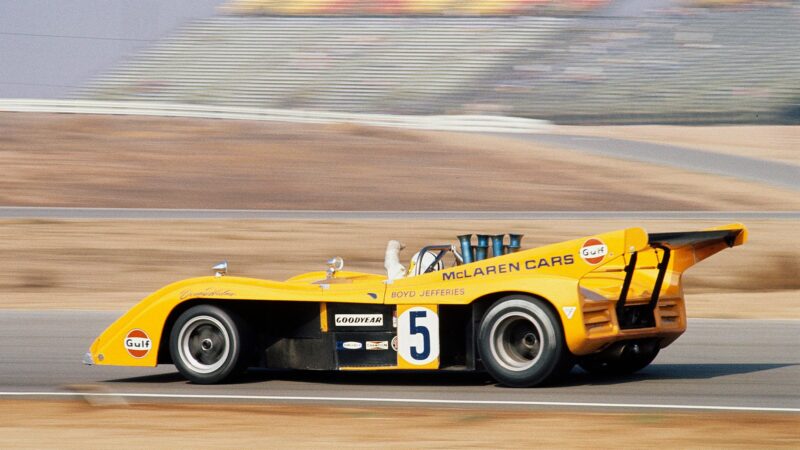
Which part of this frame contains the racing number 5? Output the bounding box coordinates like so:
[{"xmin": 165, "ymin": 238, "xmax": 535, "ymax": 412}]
[
  {"xmin": 409, "ymin": 310, "xmax": 430, "ymax": 360},
  {"xmin": 397, "ymin": 305, "xmax": 439, "ymax": 367}
]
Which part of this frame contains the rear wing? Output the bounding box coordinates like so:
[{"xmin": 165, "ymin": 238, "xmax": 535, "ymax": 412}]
[
  {"xmin": 648, "ymin": 223, "xmax": 747, "ymax": 273},
  {"xmin": 581, "ymin": 223, "xmax": 747, "ymax": 329},
  {"xmin": 627, "ymin": 222, "xmax": 746, "ymax": 304},
  {"xmin": 649, "ymin": 224, "xmax": 747, "ymax": 252}
]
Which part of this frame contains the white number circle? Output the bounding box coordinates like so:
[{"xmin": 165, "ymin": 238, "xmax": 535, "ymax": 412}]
[{"xmin": 397, "ymin": 306, "xmax": 439, "ymax": 366}]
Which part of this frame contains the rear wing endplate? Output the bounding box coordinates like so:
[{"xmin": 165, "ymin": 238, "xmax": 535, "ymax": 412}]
[{"xmin": 616, "ymin": 223, "xmax": 746, "ymax": 325}]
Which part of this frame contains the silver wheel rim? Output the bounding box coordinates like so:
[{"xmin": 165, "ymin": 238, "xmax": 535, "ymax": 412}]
[
  {"xmin": 489, "ymin": 311, "xmax": 544, "ymax": 372},
  {"xmin": 178, "ymin": 315, "xmax": 231, "ymax": 374}
]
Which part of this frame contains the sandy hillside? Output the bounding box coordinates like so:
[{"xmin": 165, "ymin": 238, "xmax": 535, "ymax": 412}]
[{"xmin": 1, "ymin": 113, "xmax": 798, "ymax": 211}]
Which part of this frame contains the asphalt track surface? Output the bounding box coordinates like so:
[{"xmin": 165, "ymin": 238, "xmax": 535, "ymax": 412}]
[
  {"xmin": 510, "ymin": 133, "xmax": 800, "ymax": 192},
  {"xmin": 1, "ymin": 208, "xmax": 799, "ymax": 220},
  {"xmin": 1, "ymin": 311, "xmax": 798, "ymax": 412}
]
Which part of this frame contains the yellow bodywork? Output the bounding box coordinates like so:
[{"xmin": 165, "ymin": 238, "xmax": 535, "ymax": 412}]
[{"xmin": 87, "ymin": 223, "xmax": 747, "ymax": 370}]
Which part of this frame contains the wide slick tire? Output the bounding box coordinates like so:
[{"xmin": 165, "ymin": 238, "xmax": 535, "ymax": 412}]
[
  {"xmin": 169, "ymin": 304, "xmax": 250, "ymax": 384},
  {"xmin": 478, "ymin": 295, "xmax": 568, "ymax": 387}
]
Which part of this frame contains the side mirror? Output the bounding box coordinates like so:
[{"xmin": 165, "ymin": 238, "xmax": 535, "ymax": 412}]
[
  {"xmin": 326, "ymin": 256, "xmax": 344, "ymax": 278},
  {"xmin": 212, "ymin": 261, "xmax": 228, "ymax": 277}
]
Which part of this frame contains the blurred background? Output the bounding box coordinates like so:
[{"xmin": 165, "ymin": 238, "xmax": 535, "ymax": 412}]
[
  {"xmin": 2, "ymin": 0, "xmax": 799, "ymax": 123},
  {"xmin": 0, "ymin": 0, "xmax": 797, "ymax": 314},
  {"xmin": 1, "ymin": 0, "xmax": 798, "ymax": 311}
]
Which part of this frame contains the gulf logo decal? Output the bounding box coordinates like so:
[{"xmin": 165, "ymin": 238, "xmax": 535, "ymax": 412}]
[
  {"xmin": 124, "ymin": 329, "xmax": 152, "ymax": 358},
  {"xmin": 580, "ymin": 238, "xmax": 608, "ymax": 265}
]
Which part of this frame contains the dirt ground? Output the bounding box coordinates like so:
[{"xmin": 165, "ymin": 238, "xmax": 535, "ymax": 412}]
[
  {"xmin": 1, "ymin": 113, "xmax": 798, "ymax": 211},
  {"xmin": 558, "ymin": 125, "xmax": 800, "ymax": 166},
  {"xmin": 0, "ymin": 400, "xmax": 796, "ymax": 448},
  {"xmin": 1, "ymin": 219, "xmax": 797, "ymax": 317}
]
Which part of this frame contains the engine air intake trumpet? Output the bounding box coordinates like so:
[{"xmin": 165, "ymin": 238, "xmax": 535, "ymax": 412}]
[
  {"xmin": 491, "ymin": 234, "xmax": 505, "ymax": 257},
  {"xmin": 508, "ymin": 234, "xmax": 524, "ymax": 253},
  {"xmin": 457, "ymin": 234, "xmax": 474, "ymax": 264},
  {"xmin": 475, "ymin": 234, "xmax": 490, "ymax": 261}
]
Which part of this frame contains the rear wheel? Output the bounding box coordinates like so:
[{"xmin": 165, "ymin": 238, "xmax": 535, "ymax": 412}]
[
  {"xmin": 478, "ymin": 296, "xmax": 569, "ymax": 387},
  {"xmin": 170, "ymin": 305, "xmax": 251, "ymax": 384}
]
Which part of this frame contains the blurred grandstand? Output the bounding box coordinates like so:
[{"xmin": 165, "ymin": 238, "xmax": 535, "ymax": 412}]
[
  {"xmin": 220, "ymin": 0, "xmax": 608, "ymax": 16},
  {"xmin": 80, "ymin": 0, "xmax": 800, "ymax": 124}
]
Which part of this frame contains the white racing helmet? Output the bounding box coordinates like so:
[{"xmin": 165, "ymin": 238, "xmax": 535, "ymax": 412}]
[{"xmin": 408, "ymin": 250, "xmax": 445, "ymax": 276}]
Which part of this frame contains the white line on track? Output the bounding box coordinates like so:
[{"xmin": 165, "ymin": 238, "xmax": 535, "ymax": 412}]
[{"xmin": 2, "ymin": 392, "xmax": 798, "ymax": 413}]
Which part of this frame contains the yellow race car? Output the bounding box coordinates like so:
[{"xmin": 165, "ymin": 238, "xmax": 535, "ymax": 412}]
[{"xmin": 85, "ymin": 223, "xmax": 746, "ymax": 387}]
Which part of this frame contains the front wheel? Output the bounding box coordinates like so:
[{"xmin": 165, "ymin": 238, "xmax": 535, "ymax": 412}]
[
  {"xmin": 478, "ymin": 296, "xmax": 568, "ymax": 387},
  {"xmin": 169, "ymin": 305, "xmax": 250, "ymax": 384}
]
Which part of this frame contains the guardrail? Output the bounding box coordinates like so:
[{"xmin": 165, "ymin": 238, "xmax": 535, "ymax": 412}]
[{"xmin": 0, "ymin": 99, "xmax": 551, "ymax": 134}]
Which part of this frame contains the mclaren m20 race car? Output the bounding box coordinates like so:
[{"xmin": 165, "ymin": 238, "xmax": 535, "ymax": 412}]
[{"xmin": 85, "ymin": 223, "xmax": 746, "ymax": 387}]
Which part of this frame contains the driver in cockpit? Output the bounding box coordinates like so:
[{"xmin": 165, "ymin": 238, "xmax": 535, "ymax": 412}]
[{"xmin": 384, "ymin": 240, "xmax": 444, "ymax": 281}]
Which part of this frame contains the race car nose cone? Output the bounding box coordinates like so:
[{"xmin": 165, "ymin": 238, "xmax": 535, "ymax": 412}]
[{"xmin": 82, "ymin": 352, "xmax": 94, "ymax": 366}]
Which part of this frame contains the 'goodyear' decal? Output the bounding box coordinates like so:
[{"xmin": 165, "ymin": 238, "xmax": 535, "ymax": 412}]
[{"xmin": 334, "ymin": 314, "xmax": 383, "ymax": 327}]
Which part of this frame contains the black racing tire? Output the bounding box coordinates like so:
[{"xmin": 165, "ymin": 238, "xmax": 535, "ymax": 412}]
[
  {"xmin": 549, "ymin": 353, "xmax": 576, "ymax": 384},
  {"xmin": 478, "ymin": 295, "xmax": 568, "ymax": 388},
  {"xmin": 578, "ymin": 342, "xmax": 659, "ymax": 376},
  {"xmin": 169, "ymin": 304, "xmax": 251, "ymax": 384}
]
